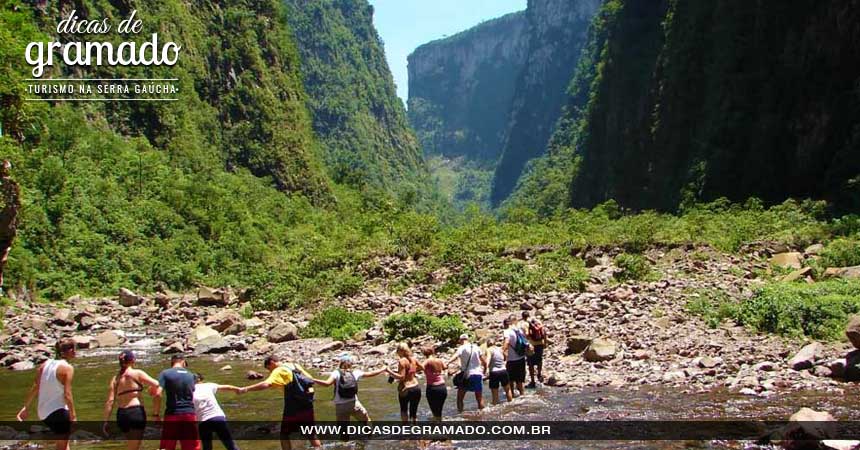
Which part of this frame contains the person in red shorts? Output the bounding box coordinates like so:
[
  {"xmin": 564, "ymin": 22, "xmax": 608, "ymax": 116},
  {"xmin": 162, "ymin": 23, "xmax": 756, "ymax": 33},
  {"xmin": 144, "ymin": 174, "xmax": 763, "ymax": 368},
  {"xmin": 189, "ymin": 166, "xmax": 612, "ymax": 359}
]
[
  {"xmin": 242, "ymin": 355, "xmax": 320, "ymax": 450},
  {"xmin": 155, "ymin": 354, "xmax": 200, "ymax": 450}
]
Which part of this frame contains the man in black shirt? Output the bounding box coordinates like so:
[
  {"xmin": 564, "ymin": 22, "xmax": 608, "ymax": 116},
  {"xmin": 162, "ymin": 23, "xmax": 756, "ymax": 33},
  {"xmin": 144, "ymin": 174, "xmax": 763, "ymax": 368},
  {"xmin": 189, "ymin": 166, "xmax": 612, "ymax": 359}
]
[{"xmin": 156, "ymin": 355, "xmax": 199, "ymax": 450}]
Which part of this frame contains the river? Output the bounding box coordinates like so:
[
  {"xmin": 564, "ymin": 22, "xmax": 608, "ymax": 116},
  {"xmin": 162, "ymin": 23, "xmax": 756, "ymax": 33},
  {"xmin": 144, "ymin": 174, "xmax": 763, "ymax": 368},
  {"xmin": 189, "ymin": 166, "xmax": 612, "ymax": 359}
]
[{"xmin": 1, "ymin": 345, "xmax": 858, "ymax": 450}]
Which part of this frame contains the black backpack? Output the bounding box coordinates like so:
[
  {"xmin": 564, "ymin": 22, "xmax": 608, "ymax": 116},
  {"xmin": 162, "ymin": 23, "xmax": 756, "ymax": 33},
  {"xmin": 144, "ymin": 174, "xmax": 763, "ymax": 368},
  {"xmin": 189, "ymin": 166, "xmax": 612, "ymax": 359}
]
[
  {"xmin": 284, "ymin": 365, "xmax": 315, "ymax": 405},
  {"xmin": 337, "ymin": 370, "xmax": 358, "ymax": 399}
]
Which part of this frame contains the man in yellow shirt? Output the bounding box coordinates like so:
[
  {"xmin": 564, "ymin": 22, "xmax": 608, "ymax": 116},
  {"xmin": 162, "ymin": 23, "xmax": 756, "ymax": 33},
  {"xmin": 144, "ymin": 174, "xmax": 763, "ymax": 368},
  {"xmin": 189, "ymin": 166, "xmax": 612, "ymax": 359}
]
[{"xmin": 242, "ymin": 355, "xmax": 320, "ymax": 450}]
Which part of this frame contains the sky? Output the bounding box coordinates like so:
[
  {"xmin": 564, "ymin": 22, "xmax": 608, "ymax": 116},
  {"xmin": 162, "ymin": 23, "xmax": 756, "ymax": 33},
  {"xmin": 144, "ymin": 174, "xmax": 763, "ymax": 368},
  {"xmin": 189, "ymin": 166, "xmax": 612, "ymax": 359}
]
[{"xmin": 367, "ymin": 0, "xmax": 527, "ymax": 104}]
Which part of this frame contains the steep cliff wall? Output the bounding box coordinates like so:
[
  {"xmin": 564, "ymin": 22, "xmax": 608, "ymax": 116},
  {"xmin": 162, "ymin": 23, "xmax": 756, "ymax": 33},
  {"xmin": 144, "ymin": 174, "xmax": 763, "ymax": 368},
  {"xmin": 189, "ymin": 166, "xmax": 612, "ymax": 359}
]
[
  {"xmin": 407, "ymin": 12, "xmax": 530, "ymax": 161},
  {"xmin": 564, "ymin": 0, "xmax": 860, "ymax": 211},
  {"xmin": 284, "ymin": 0, "xmax": 427, "ymax": 192},
  {"xmin": 491, "ymin": 0, "xmax": 601, "ymax": 205}
]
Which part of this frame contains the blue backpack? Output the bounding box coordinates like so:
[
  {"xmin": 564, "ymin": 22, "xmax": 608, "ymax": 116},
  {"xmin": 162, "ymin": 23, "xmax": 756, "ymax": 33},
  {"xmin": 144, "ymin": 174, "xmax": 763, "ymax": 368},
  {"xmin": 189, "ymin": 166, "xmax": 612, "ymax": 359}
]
[{"xmin": 513, "ymin": 329, "xmax": 529, "ymax": 356}]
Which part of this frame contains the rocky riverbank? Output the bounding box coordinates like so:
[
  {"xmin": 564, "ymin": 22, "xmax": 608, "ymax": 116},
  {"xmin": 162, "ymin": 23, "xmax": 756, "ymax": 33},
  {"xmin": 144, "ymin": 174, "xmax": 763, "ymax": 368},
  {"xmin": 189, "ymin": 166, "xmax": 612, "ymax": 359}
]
[{"xmin": 2, "ymin": 244, "xmax": 860, "ymax": 397}]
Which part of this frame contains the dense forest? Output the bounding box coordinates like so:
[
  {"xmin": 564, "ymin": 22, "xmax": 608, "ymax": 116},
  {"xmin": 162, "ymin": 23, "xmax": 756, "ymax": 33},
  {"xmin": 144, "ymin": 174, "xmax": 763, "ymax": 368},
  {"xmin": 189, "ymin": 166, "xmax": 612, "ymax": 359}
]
[{"xmin": 283, "ymin": 0, "xmax": 427, "ymax": 194}]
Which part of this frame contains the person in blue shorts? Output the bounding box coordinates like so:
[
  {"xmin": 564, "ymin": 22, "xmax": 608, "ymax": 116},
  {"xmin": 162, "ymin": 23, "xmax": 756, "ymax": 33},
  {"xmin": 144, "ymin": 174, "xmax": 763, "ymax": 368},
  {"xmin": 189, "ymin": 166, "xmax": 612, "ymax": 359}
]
[{"xmin": 448, "ymin": 334, "xmax": 486, "ymax": 412}]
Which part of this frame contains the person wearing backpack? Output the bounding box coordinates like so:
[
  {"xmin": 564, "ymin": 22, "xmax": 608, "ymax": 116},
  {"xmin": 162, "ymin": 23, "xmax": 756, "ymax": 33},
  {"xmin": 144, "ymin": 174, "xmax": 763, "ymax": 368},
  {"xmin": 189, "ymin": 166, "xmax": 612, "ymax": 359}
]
[
  {"xmin": 311, "ymin": 353, "xmax": 387, "ymax": 425},
  {"xmin": 502, "ymin": 316, "xmax": 528, "ymax": 397},
  {"xmin": 526, "ymin": 317, "xmax": 548, "ymax": 388},
  {"xmin": 241, "ymin": 355, "xmax": 320, "ymax": 450}
]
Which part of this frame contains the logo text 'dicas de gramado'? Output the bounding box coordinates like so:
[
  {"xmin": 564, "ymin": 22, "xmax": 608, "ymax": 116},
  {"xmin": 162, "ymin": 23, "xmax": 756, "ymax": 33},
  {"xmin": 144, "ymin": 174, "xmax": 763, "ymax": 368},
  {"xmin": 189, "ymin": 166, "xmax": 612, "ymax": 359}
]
[{"xmin": 25, "ymin": 9, "xmax": 181, "ymax": 102}]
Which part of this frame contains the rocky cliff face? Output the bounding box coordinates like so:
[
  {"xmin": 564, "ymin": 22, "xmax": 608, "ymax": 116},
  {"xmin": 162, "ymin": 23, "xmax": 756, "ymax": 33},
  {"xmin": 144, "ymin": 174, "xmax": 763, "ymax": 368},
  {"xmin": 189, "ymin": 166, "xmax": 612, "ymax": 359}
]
[
  {"xmin": 490, "ymin": 0, "xmax": 601, "ymax": 205},
  {"xmin": 407, "ymin": 12, "xmax": 530, "ymax": 161},
  {"xmin": 563, "ymin": 0, "xmax": 860, "ymax": 211},
  {"xmin": 284, "ymin": 0, "xmax": 427, "ymax": 192}
]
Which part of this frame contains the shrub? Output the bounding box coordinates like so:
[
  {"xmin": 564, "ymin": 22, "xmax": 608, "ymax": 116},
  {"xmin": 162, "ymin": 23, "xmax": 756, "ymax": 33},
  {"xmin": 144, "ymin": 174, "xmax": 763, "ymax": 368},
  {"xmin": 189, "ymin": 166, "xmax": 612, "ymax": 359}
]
[
  {"xmin": 613, "ymin": 253, "xmax": 652, "ymax": 281},
  {"xmin": 819, "ymin": 238, "xmax": 860, "ymax": 268},
  {"xmin": 685, "ymin": 289, "xmax": 738, "ymax": 328},
  {"xmin": 383, "ymin": 312, "xmax": 467, "ymax": 343},
  {"xmin": 735, "ymin": 281, "xmax": 860, "ymax": 340},
  {"xmin": 302, "ymin": 307, "xmax": 374, "ymax": 341}
]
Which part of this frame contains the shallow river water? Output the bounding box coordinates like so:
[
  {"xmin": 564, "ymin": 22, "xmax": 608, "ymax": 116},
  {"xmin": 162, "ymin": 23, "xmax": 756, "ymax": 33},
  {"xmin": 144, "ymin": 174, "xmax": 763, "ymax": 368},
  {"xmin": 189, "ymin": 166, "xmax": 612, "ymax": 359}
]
[{"xmin": 1, "ymin": 345, "xmax": 858, "ymax": 450}]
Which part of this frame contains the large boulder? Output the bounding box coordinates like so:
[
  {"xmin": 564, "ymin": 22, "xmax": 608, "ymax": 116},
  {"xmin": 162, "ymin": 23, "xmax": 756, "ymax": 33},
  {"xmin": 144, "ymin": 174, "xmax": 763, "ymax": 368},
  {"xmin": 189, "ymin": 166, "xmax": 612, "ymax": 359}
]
[
  {"xmin": 195, "ymin": 335, "xmax": 230, "ymax": 354},
  {"xmin": 52, "ymin": 309, "xmax": 75, "ymax": 326},
  {"xmin": 846, "ymin": 316, "xmax": 860, "ymax": 349},
  {"xmin": 206, "ymin": 310, "xmax": 245, "ymax": 335},
  {"xmin": 566, "ymin": 336, "xmax": 592, "ymax": 355},
  {"xmin": 782, "ymin": 267, "xmax": 813, "ymax": 283},
  {"xmin": 770, "ymin": 252, "xmax": 803, "ymax": 269},
  {"xmin": 10, "ymin": 361, "xmax": 34, "ymax": 371},
  {"xmin": 823, "ymin": 266, "xmax": 860, "ymax": 280},
  {"xmin": 118, "ymin": 288, "xmax": 146, "ymax": 307},
  {"xmin": 95, "ymin": 330, "xmax": 126, "ymax": 348},
  {"xmin": 197, "ymin": 286, "xmax": 229, "ymax": 307},
  {"xmin": 71, "ymin": 335, "xmax": 97, "ymax": 349},
  {"xmin": 844, "ymin": 350, "xmax": 860, "ymax": 382},
  {"xmin": 23, "ymin": 317, "xmax": 48, "ymax": 332},
  {"xmin": 267, "ymin": 323, "xmax": 298, "ymax": 343},
  {"xmin": 780, "ymin": 407, "xmax": 836, "ymax": 449},
  {"xmin": 191, "ymin": 325, "xmax": 221, "ymax": 344},
  {"xmin": 789, "ymin": 342, "xmax": 822, "ymax": 370},
  {"xmin": 244, "ymin": 318, "xmax": 265, "ymax": 330},
  {"xmin": 583, "ymin": 338, "xmax": 617, "ymax": 362}
]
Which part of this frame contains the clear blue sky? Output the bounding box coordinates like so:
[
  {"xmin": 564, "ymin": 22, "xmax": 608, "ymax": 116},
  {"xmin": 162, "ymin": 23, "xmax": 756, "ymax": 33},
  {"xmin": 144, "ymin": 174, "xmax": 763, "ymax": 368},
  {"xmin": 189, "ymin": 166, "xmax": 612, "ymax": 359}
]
[{"xmin": 367, "ymin": 0, "xmax": 527, "ymax": 104}]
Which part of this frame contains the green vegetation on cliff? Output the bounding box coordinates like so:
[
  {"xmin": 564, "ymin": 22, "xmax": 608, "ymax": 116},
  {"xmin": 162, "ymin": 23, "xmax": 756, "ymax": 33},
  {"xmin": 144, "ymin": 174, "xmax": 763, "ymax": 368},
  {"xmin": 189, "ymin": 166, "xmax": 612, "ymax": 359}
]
[
  {"xmin": 284, "ymin": 0, "xmax": 427, "ymax": 193},
  {"xmin": 513, "ymin": 0, "xmax": 860, "ymax": 214}
]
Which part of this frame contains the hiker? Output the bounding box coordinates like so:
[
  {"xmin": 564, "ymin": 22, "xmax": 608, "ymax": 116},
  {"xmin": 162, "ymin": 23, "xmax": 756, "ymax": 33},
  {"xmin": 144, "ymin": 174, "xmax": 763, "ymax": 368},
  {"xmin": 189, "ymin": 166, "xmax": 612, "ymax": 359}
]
[
  {"xmin": 241, "ymin": 355, "xmax": 320, "ymax": 450},
  {"xmin": 421, "ymin": 345, "xmax": 448, "ymax": 421},
  {"xmin": 448, "ymin": 334, "xmax": 486, "ymax": 412},
  {"xmin": 193, "ymin": 373, "xmax": 242, "ymax": 450},
  {"xmin": 312, "ymin": 353, "xmax": 387, "ymax": 426},
  {"xmin": 502, "ymin": 316, "xmax": 529, "ymax": 397},
  {"xmin": 526, "ymin": 317, "xmax": 548, "ymax": 388},
  {"xmin": 155, "ymin": 354, "xmax": 200, "ymax": 450},
  {"xmin": 486, "ymin": 339, "xmax": 513, "ymax": 405},
  {"xmin": 101, "ymin": 350, "xmax": 161, "ymax": 450},
  {"xmin": 0, "ymin": 160, "xmax": 20, "ymax": 292},
  {"xmin": 386, "ymin": 343, "xmax": 423, "ymax": 424},
  {"xmin": 16, "ymin": 338, "xmax": 77, "ymax": 450}
]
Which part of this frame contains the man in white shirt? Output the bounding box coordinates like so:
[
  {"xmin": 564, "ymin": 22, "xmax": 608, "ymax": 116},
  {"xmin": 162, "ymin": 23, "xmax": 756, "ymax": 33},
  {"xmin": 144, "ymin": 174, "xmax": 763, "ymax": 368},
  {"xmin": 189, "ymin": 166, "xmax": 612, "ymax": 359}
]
[
  {"xmin": 17, "ymin": 339, "xmax": 77, "ymax": 450},
  {"xmin": 502, "ymin": 317, "xmax": 527, "ymax": 397},
  {"xmin": 447, "ymin": 334, "xmax": 487, "ymax": 412}
]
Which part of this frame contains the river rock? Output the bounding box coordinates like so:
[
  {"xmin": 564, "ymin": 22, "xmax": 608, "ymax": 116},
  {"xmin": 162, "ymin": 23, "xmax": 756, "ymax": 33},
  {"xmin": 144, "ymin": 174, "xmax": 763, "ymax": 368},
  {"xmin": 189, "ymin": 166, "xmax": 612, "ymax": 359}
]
[
  {"xmin": 804, "ymin": 244, "xmax": 824, "ymax": 256},
  {"xmin": 844, "ymin": 350, "xmax": 860, "ymax": 381},
  {"xmin": 780, "ymin": 407, "xmax": 836, "ymax": 449},
  {"xmin": 71, "ymin": 335, "xmax": 96, "ymax": 349},
  {"xmin": 782, "ymin": 267, "xmax": 813, "ymax": 283},
  {"xmin": 23, "ymin": 317, "xmax": 47, "ymax": 332},
  {"xmin": 52, "ymin": 309, "xmax": 75, "ymax": 326},
  {"xmin": 789, "ymin": 342, "xmax": 821, "ymax": 370},
  {"xmin": 545, "ymin": 373, "xmax": 567, "ymax": 387},
  {"xmin": 118, "ymin": 288, "xmax": 146, "ymax": 307},
  {"xmin": 197, "ymin": 286, "xmax": 229, "ymax": 307},
  {"xmin": 770, "ymin": 252, "xmax": 803, "ymax": 269},
  {"xmin": 75, "ymin": 312, "xmax": 96, "ymax": 330},
  {"xmin": 364, "ymin": 343, "xmax": 389, "ymax": 355},
  {"xmin": 162, "ymin": 342, "xmax": 184, "ymax": 354},
  {"xmin": 191, "ymin": 325, "xmax": 221, "ymax": 344},
  {"xmin": 267, "ymin": 323, "xmax": 298, "ymax": 343},
  {"xmin": 244, "ymin": 318, "xmax": 265, "ymax": 329},
  {"xmin": 694, "ymin": 356, "xmax": 721, "ymax": 369},
  {"xmin": 566, "ymin": 336, "xmax": 592, "ymax": 355},
  {"xmin": 154, "ymin": 293, "xmax": 170, "ymax": 309},
  {"xmin": 10, "ymin": 361, "xmax": 34, "ymax": 371},
  {"xmin": 195, "ymin": 334, "xmax": 230, "ymax": 354},
  {"xmin": 206, "ymin": 310, "xmax": 245, "ymax": 335},
  {"xmin": 755, "ymin": 361, "xmax": 777, "ymax": 372},
  {"xmin": 219, "ymin": 365, "xmax": 232, "ymax": 371},
  {"xmin": 471, "ymin": 305, "xmax": 491, "ymax": 315},
  {"xmin": 823, "ymin": 266, "xmax": 860, "ymax": 280},
  {"xmin": 95, "ymin": 330, "xmax": 126, "ymax": 347},
  {"xmin": 845, "ymin": 316, "xmax": 860, "ymax": 349},
  {"xmin": 246, "ymin": 370, "xmax": 264, "ymax": 380},
  {"xmin": 317, "ymin": 341, "xmax": 344, "ymax": 354},
  {"xmin": 584, "ymin": 339, "xmax": 617, "ymax": 362}
]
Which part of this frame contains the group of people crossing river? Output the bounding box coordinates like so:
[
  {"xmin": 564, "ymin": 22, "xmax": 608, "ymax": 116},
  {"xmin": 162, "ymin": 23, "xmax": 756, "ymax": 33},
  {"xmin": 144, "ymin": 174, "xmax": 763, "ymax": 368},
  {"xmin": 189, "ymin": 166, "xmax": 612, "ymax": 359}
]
[{"xmin": 15, "ymin": 312, "xmax": 548, "ymax": 450}]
